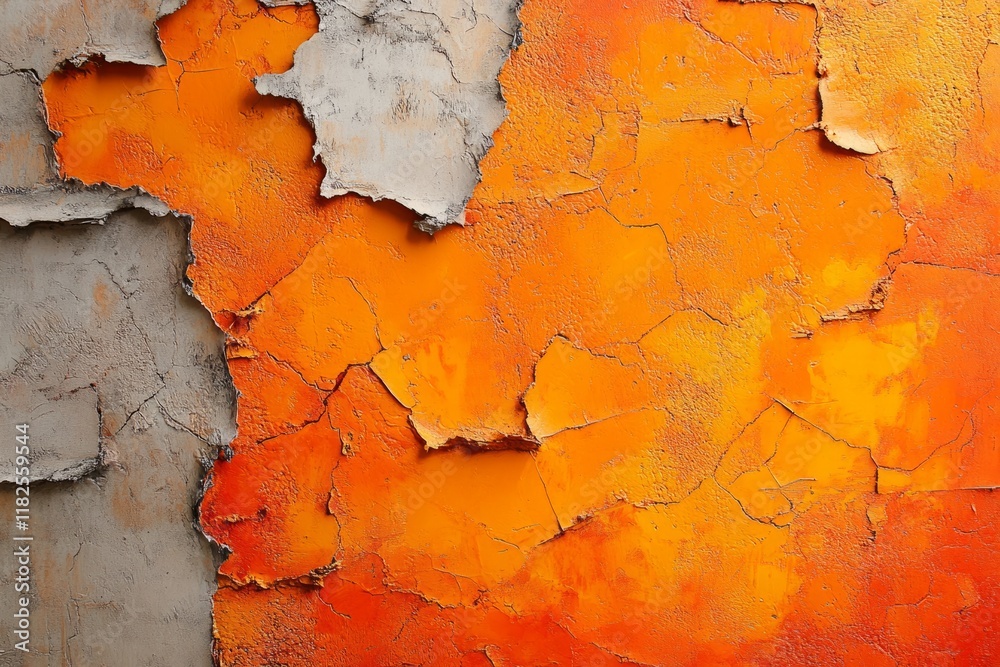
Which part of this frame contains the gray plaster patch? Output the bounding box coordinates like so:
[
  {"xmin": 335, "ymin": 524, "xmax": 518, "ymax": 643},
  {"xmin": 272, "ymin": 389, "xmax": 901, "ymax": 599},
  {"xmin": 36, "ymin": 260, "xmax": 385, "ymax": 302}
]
[
  {"xmin": 0, "ymin": 209, "xmax": 234, "ymax": 666},
  {"xmin": 256, "ymin": 0, "xmax": 521, "ymax": 232},
  {"xmin": 0, "ymin": 388, "xmax": 101, "ymax": 483},
  {"xmin": 0, "ymin": 0, "xmax": 184, "ymax": 75}
]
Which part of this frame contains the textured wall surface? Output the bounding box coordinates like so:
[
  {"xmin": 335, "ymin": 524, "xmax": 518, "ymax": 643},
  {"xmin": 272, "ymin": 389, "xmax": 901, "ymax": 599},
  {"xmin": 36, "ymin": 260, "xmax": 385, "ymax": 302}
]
[
  {"xmin": 256, "ymin": 0, "xmax": 521, "ymax": 231},
  {"xmin": 2, "ymin": 0, "xmax": 999, "ymax": 663},
  {"xmin": 0, "ymin": 211, "xmax": 233, "ymax": 666},
  {"xmin": 0, "ymin": 0, "xmax": 181, "ymax": 226}
]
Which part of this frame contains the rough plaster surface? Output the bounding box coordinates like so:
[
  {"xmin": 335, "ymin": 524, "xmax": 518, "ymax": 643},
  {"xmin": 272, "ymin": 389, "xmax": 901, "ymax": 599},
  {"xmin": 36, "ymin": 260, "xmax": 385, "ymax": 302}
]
[
  {"xmin": 0, "ymin": 0, "xmax": 185, "ymax": 74},
  {"xmin": 0, "ymin": 389, "xmax": 101, "ymax": 483},
  {"xmin": 0, "ymin": 0, "xmax": 181, "ymax": 227},
  {"xmin": 0, "ymin": 210, "xmax": 233, "ymax": 665},
  {"xmin": 11, "ymin": 0, "xmax": 1000, "ymax": 663},
  {"xmin": 0, "ymin": 4, "xmax": 233, "ymax": 663},
  {"xmin": 748, "ymin": 0, "xmax": 999, "ymax": 165},
  {"xmin": 256, "ymin": 0, "xmax": 521, "ymax": 232}
]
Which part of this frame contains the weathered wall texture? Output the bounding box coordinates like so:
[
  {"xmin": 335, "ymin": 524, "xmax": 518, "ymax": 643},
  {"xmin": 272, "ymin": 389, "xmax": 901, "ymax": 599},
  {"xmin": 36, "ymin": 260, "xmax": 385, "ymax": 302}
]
[
  {"xmin": 0, "ymin": 211, "xmax": 233, "ymax": 666},
  {"xmin": 256, "ymin": 0, "xmax": 521, "ymax": 231},
  {"xmin": 0, "ymin": 0, "xmax": 180, "ymax": 226},
  {"xmin": 2, "ymin": 0, "xmax": 999, "ymax": 663},
  {"xmin": 1, "ymin": 3, "xmax": 233, "ymax": 665}
]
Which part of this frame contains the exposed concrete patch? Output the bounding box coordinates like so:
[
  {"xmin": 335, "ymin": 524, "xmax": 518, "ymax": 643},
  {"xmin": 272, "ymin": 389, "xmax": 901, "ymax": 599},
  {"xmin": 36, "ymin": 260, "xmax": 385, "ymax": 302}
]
[
  {"xmin": 0, "ymin": 209, "xmax": 234, "ymax": 665},
  {"xmin": 0, "ymin": 388, "xmax": 101, "ymax": 483},
  {"xmin": 256, "ymin": 0, "xmax": 521, "ymax": 232},
  {"xmin": 0, "ymin": 0, "xmax": 185, "ymax": 74}
]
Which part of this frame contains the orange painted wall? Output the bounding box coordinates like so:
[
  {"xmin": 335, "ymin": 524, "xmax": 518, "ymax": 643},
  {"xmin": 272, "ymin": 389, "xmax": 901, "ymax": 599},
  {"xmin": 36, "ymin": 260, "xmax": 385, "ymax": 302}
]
[{"xmin": 42, "ymin": 0, "xmax": 1000, "ymax": 663}]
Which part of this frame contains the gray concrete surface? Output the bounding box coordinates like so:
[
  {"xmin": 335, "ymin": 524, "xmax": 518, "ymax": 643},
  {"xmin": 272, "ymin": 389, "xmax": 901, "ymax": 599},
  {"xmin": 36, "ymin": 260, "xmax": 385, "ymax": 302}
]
[{"xmin": 0, "ymin": 210, "xmax": 234, "ymax": 666}]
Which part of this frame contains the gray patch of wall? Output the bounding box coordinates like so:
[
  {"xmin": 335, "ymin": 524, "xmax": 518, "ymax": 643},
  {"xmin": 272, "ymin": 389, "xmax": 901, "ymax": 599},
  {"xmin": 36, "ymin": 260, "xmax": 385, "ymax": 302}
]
[
  {"xmin": 0, "ymin": 210, "xmax": 234, "ymax": 666},
  {"xmin": 256, "ymin": 0, "xmax": 521, "ymax": 232},
  {"xmin": 0, "ymin": 6, "xmax": 233, "ymax": 663}
]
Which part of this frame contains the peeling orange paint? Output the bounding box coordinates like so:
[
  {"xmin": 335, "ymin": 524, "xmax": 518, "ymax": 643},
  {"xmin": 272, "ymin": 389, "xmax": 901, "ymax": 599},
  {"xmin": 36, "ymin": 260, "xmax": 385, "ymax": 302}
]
[{"xmin": 41, "ymin": 0, "xmax": 1000, "ymax": 663}]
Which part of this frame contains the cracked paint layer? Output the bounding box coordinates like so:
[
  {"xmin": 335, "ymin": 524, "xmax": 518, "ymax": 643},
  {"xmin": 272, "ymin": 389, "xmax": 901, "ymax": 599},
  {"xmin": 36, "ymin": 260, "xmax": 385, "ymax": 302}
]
[
  {"xmin": 0, "ymin": 210, "xmax": 234, "ymax": 665},
  {"xmin": 750, "ymin": 0, "xmax": 998, "ymax": 164},
  {"xmin": 0, "ymin": 66, "xmax": 170, "ymax": 226},
  {"xmin": 32, "ymin": 0, "xmax": 1000, "ymax": 664},
  {"xmin": 0, "ymin": 0, "xmax": 181, "ymax": 227},
  {"xmin": 255, "ymin": 0, "xmax": 521, "ymax": 231}
]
